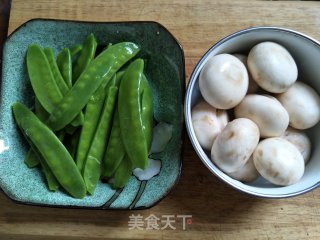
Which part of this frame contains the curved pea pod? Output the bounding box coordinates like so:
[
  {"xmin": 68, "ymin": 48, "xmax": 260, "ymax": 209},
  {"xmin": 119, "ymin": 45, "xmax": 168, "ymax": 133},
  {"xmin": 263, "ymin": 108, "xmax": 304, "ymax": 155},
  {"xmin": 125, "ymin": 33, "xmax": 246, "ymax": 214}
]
[
  {"xmin": 28, "ymin": 141, "xmax": 60, "ymax": 191},
  {"xmin": 24, "ymin": 150, "xmax": 40, "ymax": 168},
  {"xmin": 44, "ymin": 48, "xmax": 84, "ymax": 127},
  {"xmin": 112, "ymin": 155, "xmax": 133, "ymax": 189},
  {"xmin": 44, "ymin": 48, "xmax": 70, "ymax": 96},
  {"xmin": 75, "ymin": 75, "xmax": 116, "ymax": 171},
  {"xmin": 57, "ymin": 48, "xmax": 72, "ymax": 88},
  {"xmin": 70, "ymin": 44, "xmax": 83, "ymax": 58},
  {"xmin": 141, "ymin": 74, "xmax": 154, "ymax": 149},
  {"xmin": 72, "ymin": 33, "xmax": 97, "ymax": 83},
  {"xmin": 118, "ymin": 59, "xmax": 148, "ymax": 169},
  {"xmin": 46, "ymin": 42, "xmax": 140, "ymax": 131},
  {"xmin": 35, "ymin": 98, "xmax": 49, "ymax": 122},
  {"xmin": 101, "ymin": 109, "xmax": 125, "ymax": 178},
  {"xmin": 27, "ymin": 45, "xmax": 63, "ymax": 113},
  {"xmin": 115, "ymin": 71, "xmax": 124, "ymax": 87},
  {"xmin": 83, "ymin": 86, "xmax": 118, "ymax": 194},
  {"xmin": 12, "ymin": 103, "xmax": 86, "ymax": 199},
  {"xmin": 64, "ymin": 129, "xmax": 81, "ymax": 160},
  {"xmin": 39, "ymin": 157, "xmax": 60, "ymax": 191},
  {"xmin": 24, "ymin": 98, "xmax": 50, "ymax": 168}
]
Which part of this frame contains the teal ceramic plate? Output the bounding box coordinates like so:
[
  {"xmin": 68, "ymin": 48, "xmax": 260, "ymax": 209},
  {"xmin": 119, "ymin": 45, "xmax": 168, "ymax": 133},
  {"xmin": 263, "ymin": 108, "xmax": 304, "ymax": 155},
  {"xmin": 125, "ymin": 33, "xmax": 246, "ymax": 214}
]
[{"xmin": 0, "ymin": 19, "xmax": 184, "ymax": 209}]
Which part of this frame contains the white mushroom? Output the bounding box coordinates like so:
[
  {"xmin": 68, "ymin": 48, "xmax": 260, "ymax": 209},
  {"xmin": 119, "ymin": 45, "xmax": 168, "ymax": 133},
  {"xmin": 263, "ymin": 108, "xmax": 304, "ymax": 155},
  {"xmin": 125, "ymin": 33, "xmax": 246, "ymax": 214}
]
[
  {"xmin": 277, "ymin": 81, "xmax": 320, "ymax": 130},
  {"xmin": 235, "ymin": 94, "xmax": 289, "ymax": 138},
  {"xmin": 253, "ymin": 138, "xmax": 304, "ymax": 186},
  {"xmin": 233, "ymin": 53, "xmax": 259, "ymax": 94},
  {"xmin": 281, "ymin": 127, "xmax": 311, "ymax": 164},
  {"xmin": 199, "ymin": 54, "xmax": 248, "ymax": 109},
  {"xmin": 192, "ymin": 100, "xmax": 229, "ymax": 150},
  {"xmin": 211, "ymin": 118, "xmax": 260, "ymax": 173},
  {"xmin": 247, "ymin": 42, "xmax": 298, "ymax": 93},
  {"xmin": 227, "ymin": 155, "xmax": 260, "ymax": 182}
]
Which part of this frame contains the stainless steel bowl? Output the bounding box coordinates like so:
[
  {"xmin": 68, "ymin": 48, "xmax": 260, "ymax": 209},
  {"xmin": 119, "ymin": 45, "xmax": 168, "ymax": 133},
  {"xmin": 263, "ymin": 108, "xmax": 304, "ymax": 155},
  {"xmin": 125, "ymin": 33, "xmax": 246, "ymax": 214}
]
[{"xmin": 185, "ymin": 27, "xmax": 320, "ymax": 198}]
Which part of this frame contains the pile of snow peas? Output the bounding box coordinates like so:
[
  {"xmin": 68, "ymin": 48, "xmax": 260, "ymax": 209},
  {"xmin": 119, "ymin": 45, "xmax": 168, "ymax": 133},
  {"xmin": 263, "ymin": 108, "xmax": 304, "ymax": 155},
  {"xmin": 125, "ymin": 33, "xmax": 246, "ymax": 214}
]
[{"xmin": 12, "ymin": 34, "xmax": 154, "ymax": 199}]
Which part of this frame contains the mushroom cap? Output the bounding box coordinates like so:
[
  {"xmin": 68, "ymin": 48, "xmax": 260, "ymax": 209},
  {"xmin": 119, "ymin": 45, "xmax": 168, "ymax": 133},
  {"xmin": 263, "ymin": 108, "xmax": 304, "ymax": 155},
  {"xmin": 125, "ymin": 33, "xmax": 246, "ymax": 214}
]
[
  {"xmin": 233, "ymin": 53, "xmax": 259, "ymax": 94},
  {"xmin": 281, "ymin": 127, "xmax": 311, "ymax": 164},
  {"xmin": 192, "ymin": 100, "xmax": 229, "ymax": 150},
  {"xmin": 211, "ymin": 118, "xmax": 260, "ymax": 173},
  {"xmin": 235, "ymin": 94, "xmax": 289, "ymax": 137},
  {"xmin": 227, "ymin": 155, "xmax": 260, "ymax": 182},
  {"xmin": 253, "ymin": 137, "xmax": 304, "ymax": 186},
  {"xmin": 199, "ymin": 54, "xmax": 248, "ymax": 109},
  {"xmin": 247, "ymin": 42, "xmax": 298, "ymax": 93},
  {"xmin": 277, "ymin": 81, "xmax": 320, "ymax": 130}
]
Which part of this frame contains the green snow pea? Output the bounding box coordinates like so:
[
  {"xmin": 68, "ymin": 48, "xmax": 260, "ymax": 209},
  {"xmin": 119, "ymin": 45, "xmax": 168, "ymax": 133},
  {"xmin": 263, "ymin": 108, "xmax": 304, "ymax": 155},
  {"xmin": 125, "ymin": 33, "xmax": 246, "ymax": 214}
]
[
  {"xmin": 83, "ymin": 86, "xmax": 118, "ymax": 194},
  {"xmin": 44, "ymin": 48, "xmax": 70, "ymax": 96},
  {"xmin": 57, "ymin": 48, "xmax": 72, "ymax": 88},
  {"xmin": 102, "ymin": 73, "xmax": 153, "ymax": 187},
  {"xmin": 44, "ymin": 47, "xmax": 84, "ymax": 127},
  {"xmin": 141, "ymin": 74, "xmax": 154, "ymax": 149},
  {"xmin": 46, "ymin": 42, "xmax": 139, "ymax": 131},
  {"xmin": 12, "ymin": 103, "xmax": 86, "ymax": 199},
  {"xmin": 70, "ymin": 44, "xmax": 83, "ymax": 58},
  {"xmin": 64, "ymin": 129, "xmax": 81, "ymax": 160},
  {"xmin": 75, "ymin": 75, "xmax": 116, "ymax": 172},
  {"xmin": 101, "ymin": 109, "xmax": 126, "ymax": 178},
  {"xmin": 24, "ymin": 150, "xmax": 39, "ymax": 168},
  {"xmin": 118, "ymin": 59, "xmax": 148, "ymax": 169},
  {"xmin": 27, "ymin": 45, "xmax": 63, "ymax": 113},
  {"xmin": 72, "ymin": 33, "xmax": 97, "ymax": 83},
  {"xmin": 24, "ymin": 98, "xmax": 48, "ymax": 168},
  {"xmin": 28, "ymin": 141, "xmax": 60, "ymax": 191},
  {"xmin": 112, "ymin": 155, "xmax": 132, "ymax": 189},
  {"xmin": 35, "ymin": 98, "xmax": 49, "ymax": 122},
  {"xmin": 22, "ymin": 99, "xmax": 59, "ymax": 189}
]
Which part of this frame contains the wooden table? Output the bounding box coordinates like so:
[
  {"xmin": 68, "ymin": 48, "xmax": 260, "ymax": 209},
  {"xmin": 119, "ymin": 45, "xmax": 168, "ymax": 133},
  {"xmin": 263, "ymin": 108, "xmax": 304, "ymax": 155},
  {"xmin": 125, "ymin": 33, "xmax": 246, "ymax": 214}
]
[{"xmin": 1, "ymin": 1, "xmax": 320, "ymax": 239}]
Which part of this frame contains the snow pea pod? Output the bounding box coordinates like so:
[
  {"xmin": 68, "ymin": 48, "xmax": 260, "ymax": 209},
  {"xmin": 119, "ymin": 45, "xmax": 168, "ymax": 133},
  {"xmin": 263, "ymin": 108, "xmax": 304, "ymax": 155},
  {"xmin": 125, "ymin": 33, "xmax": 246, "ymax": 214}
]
[
  {"xmin": 118, "ymin": 59, "xmax": 148, "ymax": 169},
  {"xmin": 57, "ymin": 48, "xmax": 72, "ymax": 88},
  {"xmin": 70, "ymin": 44, "xmax": 83, "ymax": 58},
  {"xmin": 44, "ymin": 48, "xmax": 84, "ymax": 127},
  {"xmin": 24, "ymin": 150, "xmax": 39, "ymax": 168},
  {"xmin": 24, "ymin": 98, "xmax": 48, "ymax": 168},
  {"xmin": 75, "ymin": 75, "xmax": 116, "ymax": 172},
  {"xmin": 35, "ymin": 98, "xmax": 49, "ymax": 122},
  {"xmin": 72, "ymin": 33, "xmax": 97, "ymax": 83},
  {"xmin": 44, "ymin": 48, "xmax": 70, "ymax": 96},
  {"xmin": 46, "ymin": 42, "xmax": 139, "ymax": 131},
  {"xmin": 64, "ymin": 129, "xmax": 81, "ymax": 160},
  {"xmin": 21, "ymin": 99, "xmax": 59, "ymax": 189},
  {"xmin": 101, "ymin": 109, "xmax": 126, "ymax": 178},
  {"xmin": 12, "ymin": 103, "xmax": 86, "ymax": 199},
  {"xmin": 141, "ymin": 74, "xmax": 154, "ymax": 149},
  {"xmin": 28, "ymin": 141, "xmax": 60, "ymax": 191},
  {"xmin": 27, "ymin": 45, "xmax": 63, "ymax": 113},
  {"xmin": 83, "ymin": 86, "xmax": 118, "ymax": 194},
  {"xmin": 39, "ymin": 156, "xmax": 60, "ymax": 191},
  {"xmin": 112, "ymin": 155, "xmax": 132, "ymax": 189}
]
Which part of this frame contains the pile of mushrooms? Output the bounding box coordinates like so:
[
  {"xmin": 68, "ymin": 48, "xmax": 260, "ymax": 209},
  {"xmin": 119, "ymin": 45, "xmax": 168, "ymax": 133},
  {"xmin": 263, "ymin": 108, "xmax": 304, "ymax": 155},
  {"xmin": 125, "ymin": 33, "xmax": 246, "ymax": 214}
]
[{"xmin": 192, "ymin": 42, "xmax": 320, "ymax": 186}]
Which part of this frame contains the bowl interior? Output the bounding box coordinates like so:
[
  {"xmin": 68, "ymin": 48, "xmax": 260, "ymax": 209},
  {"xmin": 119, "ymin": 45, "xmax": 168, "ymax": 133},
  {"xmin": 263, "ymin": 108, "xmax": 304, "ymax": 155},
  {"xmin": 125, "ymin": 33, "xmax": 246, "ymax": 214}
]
[
  {"xmin": 0, "ymin": 19, "xmax": 184, "ymax": 208},
  {"xmin": 186, "ymin": 27, "xmax": 320, "ymax": 197}
]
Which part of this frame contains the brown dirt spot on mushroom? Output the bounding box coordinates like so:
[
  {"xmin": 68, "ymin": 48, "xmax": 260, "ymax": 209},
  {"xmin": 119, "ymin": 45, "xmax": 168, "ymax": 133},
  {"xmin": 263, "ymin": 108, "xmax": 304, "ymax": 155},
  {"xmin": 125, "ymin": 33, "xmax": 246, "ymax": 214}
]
[
  {"xmin": 227, "ymin": 131, "xmax": 235, "ymax": 139},
  {"xmin": 257, "ymin": 149, "xmax": 263, "ymax": 157},
  {"xmin": 200, "ymin": 115, "xmax": 214, "ymax": 126}
]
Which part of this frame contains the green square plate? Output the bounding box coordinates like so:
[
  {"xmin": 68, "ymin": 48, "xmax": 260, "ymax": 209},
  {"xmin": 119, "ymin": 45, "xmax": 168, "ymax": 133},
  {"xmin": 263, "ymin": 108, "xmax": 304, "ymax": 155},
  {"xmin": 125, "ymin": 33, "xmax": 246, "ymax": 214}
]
[{"xmin": 0, "ymin": 19, "xmax": 184, "ymax": 209}]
